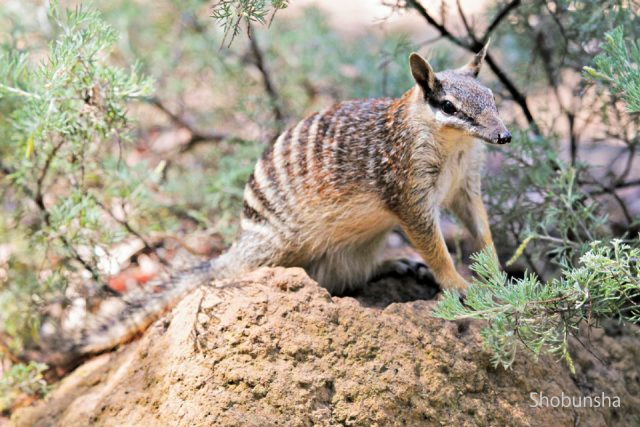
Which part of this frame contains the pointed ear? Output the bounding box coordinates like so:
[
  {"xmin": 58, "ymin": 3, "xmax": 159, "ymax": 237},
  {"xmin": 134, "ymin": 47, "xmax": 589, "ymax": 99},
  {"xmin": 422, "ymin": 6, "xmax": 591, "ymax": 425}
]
[
  {"xmin": 458, "ymin": 40, "xmax": 490, "ymax": 78},
  {"xmin": 409, "ymin": 53, "xmax": 439, "ymax": 96}
]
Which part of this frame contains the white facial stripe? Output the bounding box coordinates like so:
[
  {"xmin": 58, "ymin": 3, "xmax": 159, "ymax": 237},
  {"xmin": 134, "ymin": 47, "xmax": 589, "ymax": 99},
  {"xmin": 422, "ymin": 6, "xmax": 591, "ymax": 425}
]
[{"xmin": 434, "ymin": 110, "xmax": 468, "ymax": 128}]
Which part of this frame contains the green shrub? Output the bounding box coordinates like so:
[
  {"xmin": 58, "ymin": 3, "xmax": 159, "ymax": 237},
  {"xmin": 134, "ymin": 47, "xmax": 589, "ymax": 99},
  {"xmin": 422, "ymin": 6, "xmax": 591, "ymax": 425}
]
[
  {"xmin": 0, "ymin": 361, "xmax": 49, "ymax": 412},
  {"xmin": 584, "ymin": 26, "xmax": 640, "ymax": 112},
  {"xmin": 434, "ymin": 241, "xmax": 639, "ymax": 372}
]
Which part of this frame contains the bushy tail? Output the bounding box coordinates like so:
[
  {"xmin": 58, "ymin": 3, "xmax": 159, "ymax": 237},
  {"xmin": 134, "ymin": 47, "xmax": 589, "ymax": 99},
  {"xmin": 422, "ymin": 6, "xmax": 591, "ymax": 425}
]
[
  {"xmin": 42, "ymin": 258, "xmax": 221, "ymax": 367},
  {"xmin": 38, "ymin": 231, "xmax": 276, "ymax": 367}
]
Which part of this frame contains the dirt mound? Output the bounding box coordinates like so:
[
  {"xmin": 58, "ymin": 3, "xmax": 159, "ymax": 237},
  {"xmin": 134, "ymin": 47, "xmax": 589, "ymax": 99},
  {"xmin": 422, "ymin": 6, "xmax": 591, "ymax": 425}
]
[{"xmin": 11, "ymin": 268, "xmax": 640, "ymax": 426}]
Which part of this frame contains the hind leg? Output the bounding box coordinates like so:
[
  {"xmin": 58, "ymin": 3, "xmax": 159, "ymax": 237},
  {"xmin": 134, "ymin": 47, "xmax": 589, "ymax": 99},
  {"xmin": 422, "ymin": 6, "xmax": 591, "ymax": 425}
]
[{"xmin": 305, "ymin": 231, "xmax": 390, "ymax": 295}]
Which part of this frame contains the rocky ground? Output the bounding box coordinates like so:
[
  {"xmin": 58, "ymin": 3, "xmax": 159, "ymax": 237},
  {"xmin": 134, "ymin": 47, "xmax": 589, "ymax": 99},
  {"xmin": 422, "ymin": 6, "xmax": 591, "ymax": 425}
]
[{"xmin": 10, "ymin": 267, "xmax": 640, "ymax": 426}]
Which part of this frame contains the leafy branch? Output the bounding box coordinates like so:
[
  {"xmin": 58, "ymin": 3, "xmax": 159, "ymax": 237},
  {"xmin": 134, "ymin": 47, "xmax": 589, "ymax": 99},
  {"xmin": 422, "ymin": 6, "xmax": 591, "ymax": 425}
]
[
  {"xmin": 211, "ymin": 0, "xmax": 289, "ymax": 47},
  {"xmin": 584, "ymin": 26, "xmax": 640, "ymax": 113},
  {"xmin": 434, "ymin": 241, "xmax": 640, "ymax": 372}
]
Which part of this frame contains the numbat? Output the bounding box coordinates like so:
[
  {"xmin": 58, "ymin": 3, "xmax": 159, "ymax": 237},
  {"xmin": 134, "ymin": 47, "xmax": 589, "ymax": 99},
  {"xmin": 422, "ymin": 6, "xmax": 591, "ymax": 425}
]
[
  {"xmin": 57, "ymin": 44, "xmax": 511, "ymax": 357},
  {"xmin": 214, "ymin": 42, "xmax": 510, "ymax": 293}
]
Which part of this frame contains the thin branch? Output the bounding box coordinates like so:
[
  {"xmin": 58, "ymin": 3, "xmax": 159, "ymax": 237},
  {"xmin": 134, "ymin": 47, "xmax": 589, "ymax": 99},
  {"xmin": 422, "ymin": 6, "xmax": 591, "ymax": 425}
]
[
  {"xmin": 456, "ymin": 0, "xmax": 477, "ymax": 43},
  {"xmin": 616, "ymin": 179, "xmax": 640, "ymax": 189},
  {"xmin": 147, "ymin": 97, "xmax": 232, "ymax": 151},
  {"xmin": 0, "ymin": 153, "xmax": 102, "ymax": 282},
  {"xmin": 543, "ymin": 1, "xmax": 569, "ymax": 65},
  {"xmin": 92, "ymin": 196, "xmax": 170, "ymax": 267},
  {"xmin": 609, "ymin": 191, "xmax": 633, "ymax": 225},
  {"xmin": 32, "ymin": 139, "xmax": 104, "ymax": 281},
  {"xmin": 586, "ymin": 178, "xmax": 640, "ymax": 195},
  {"xmin": 0, "ymin": 83, "xmax": 42, "ymax": 99},
  {"xmin": 35, "ymin": 139, "xmax": 65, "ymax": 213},
  {"xmin": 617, "ymin": 141, "xmax": 637, "ymax": 184},
  {"xmin": 406, "ymin": 0, "xmax": 461, "ymax": 47},
  {"xmin": 247, "ymin": 24, "xmax": 285, "ymax": 134},
  {"xmin": 534, "ymin": 30, "xmax": 578, "ymax": 164},
  {"xmin": 484, "ymin": 54, "xmax": 538, "ymax": 132},
  {"xmin": 571, "ymin": 330, "xmax": 607, "ymax": 367},
  {"xmin": 484, "ymin": 0, "xmax": 521, "ymax": 41},
  {"xmin": 415, "ymin": 35, "xmax": 444, "ymax": 47},
  {"xmin": 567, "ymin": 111, "xmax": 578, "ymax": 166}
]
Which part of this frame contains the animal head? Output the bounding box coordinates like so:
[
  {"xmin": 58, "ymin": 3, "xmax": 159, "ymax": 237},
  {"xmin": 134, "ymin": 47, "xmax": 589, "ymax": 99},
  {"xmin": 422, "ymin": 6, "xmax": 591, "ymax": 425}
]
[{"xmin": 408, "ymin": 43, "xmax": 511, "ymax": 145}]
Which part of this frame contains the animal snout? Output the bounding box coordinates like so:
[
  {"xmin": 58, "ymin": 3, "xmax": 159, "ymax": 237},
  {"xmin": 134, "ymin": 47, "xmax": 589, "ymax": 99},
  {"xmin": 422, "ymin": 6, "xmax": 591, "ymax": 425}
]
[{"xmin": 496, "ymin": 131, "xmax": 512, "ymax": 145}]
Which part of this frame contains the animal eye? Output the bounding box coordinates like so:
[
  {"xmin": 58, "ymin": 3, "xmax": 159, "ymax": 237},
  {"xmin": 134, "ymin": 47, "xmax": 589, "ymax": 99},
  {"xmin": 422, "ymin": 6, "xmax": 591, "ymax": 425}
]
[{"xmin": 441, "ymin": 100, "xmax": 457, "ymax": 115}]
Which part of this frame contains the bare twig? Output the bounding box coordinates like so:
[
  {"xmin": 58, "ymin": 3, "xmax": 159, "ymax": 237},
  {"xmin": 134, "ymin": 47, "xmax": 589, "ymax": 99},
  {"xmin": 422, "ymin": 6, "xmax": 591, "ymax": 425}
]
[
  {"xmin": 147, "ymin": 97, "xmax": 232, "ymax": 152},
  {"xmin": 609, "ymin": 191, "xmax": 633, "ymax": 225},
  {"xmin": 534, "ymin": 30, "xmax": 579, "ymax": 165},
  {"xmin": 247, "ymin": 24, "xmax": 286, "ymax": 134},
  {"xmin": 571, "ymin": 330, "xmax": 607, "ymax": 367},
  {"xmin": 35, "ymin": 139, "xmax": 65, "ymax": 212},
  {"xmin": 586, "ymin": 178, "xmax": 640, "ymax": 195},
  {"xmin": 456, "ymin": 0, "xmax": 477, "ymax": 43},
  {"xmin": 92, "ymin": 196, "xmax": 171, "ymax": 267},
  {"xmin": 567, "ymin": 112, "xmax": 578, "ymax": 166},
  {"xmin": 617, "ymin": 141, "xmax": 637, "ymax": 184},
  {"xmin": 484, "ymin": 0, "xmax": 521, "ymax": 41},
  {"xmin": 616, "ymin": 179, "xmax": 640, "ymax": 190},
  {"xmin": 543, "ymin": 1, "xmax": 569, "ymax": 64},
  {"xmin": 484, "ymin": 54, "xmax": 538, "ymax": 132}
]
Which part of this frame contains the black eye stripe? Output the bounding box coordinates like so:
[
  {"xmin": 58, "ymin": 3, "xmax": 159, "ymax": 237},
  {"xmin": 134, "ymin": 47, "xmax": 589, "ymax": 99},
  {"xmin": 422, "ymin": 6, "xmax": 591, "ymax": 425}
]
[
  {"xmin": 427, "ymin": 98, "xmax": 476, "ymax": 124},
  {"xmin": 463, "ymin": 114, "xmax": 478, "ymax": 126}
]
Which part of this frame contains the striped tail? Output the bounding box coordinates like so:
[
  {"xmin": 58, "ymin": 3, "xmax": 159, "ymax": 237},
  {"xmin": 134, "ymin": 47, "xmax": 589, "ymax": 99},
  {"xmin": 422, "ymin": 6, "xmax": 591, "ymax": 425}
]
[{"xmin": 43, "ymin": 258, "xmax": 219, "ymax": 366}]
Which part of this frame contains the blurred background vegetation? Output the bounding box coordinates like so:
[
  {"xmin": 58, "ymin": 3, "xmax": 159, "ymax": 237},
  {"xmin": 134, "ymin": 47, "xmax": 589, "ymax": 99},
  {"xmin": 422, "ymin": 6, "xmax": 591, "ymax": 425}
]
[{"xmin": 0, "ymin": 0, "xmax": 638, "ymax": 414}]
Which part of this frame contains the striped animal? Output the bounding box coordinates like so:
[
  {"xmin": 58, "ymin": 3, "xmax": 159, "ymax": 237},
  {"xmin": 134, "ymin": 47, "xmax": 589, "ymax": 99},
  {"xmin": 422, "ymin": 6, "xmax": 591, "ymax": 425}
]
[{"xmin": 53, "ymin": 44, "xmax": 510, "ymax": 359}]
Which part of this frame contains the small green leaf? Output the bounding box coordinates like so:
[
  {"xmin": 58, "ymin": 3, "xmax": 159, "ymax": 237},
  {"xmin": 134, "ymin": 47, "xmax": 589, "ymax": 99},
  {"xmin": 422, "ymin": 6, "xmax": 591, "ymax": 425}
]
[{"xmin": 24, "ymin": 135, "xmax": 34, "ymax": 158}]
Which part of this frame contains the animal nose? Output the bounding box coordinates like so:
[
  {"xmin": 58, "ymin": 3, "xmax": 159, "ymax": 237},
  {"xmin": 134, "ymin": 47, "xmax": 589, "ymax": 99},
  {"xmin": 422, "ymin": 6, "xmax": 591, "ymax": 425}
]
[{"xmin": 497, "ymin": 131, "xmax": 511, "ymax": 144}]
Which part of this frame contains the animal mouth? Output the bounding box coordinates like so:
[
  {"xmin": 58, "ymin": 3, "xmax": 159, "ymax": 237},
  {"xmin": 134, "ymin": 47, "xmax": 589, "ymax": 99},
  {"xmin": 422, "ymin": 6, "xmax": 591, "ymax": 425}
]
[{"xmin": 477, "ymin": 132, "xmax": 512, "ymax": 145}]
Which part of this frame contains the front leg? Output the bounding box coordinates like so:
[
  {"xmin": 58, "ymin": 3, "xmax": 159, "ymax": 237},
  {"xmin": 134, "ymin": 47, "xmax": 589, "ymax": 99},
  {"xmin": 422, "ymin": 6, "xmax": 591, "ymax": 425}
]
[
  {"xmin": 400, "ymin": 207, "xmax": 469, "ymax": 292},
  {"xmin": 449, "ymin": 185, "xmax": 497, "ymax": 259}
]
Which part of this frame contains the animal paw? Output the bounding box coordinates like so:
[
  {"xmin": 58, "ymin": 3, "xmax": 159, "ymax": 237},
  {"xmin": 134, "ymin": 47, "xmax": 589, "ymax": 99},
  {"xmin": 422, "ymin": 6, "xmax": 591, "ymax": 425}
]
[
  {"xmin": 436, "ymin": 274, "xmax": 470, "ymax": 296},
  {"xmin": 373, "ymin": 259, "xmax": 433, "ymax": 283}
]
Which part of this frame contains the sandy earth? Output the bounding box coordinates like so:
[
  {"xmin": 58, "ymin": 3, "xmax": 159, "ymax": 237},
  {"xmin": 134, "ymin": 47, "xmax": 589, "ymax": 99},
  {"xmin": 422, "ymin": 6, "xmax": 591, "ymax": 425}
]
[{"xmin": 11, "ymin": 267, "xmax": 640, "ymax": 426}]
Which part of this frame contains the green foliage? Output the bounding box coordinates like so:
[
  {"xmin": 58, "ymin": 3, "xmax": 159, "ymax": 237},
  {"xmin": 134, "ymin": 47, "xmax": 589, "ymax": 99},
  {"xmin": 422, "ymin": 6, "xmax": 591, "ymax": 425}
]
[
  {"xmin": 455, "ymin": 0, "xmax": 640, "ymax": 369},
  {"xmin": 211, "ymin": 0, "xmax": 289, "ymax": 46},
  {"xmin": 434, "ymin": 241, "xmax": 640, "ymax": 372},
  {"xmin": 468, "ymin": 25, "xmax": 640, "ymax": 371},
  {"xmin": 584, "ymin": 26, "xmax": 640, "ymax": 112},
  {"xmin": 450, "ymin": 2, "xmax": 640, "ymax": 370},
  {"xmin": 0, "ymin": 361, "xmax": 50, "ymax": 412},
  {"xmin": 485, "ymin": 131, "xmax": 608, "ymax": 276},
  {"xmin": 490, "ymin": 0, "xmax": 639, "ymax": 93},
  {"xmin": 0, "ymin": 3, "xmax": 152, "ymax": 352},
  {"xmin": 0, "ymin": 261, "xmax": 65, "ymax": 354}
]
